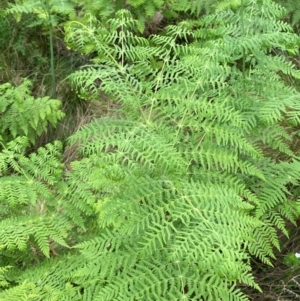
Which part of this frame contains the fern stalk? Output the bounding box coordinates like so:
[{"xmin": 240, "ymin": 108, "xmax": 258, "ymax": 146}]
[
  {"xmin": 240, "ymin": 0, "xmax": 246, "ymax": 80},
  {"xmin": 45, "ymin": 0, "xmax": 56, "ymax": 98}
]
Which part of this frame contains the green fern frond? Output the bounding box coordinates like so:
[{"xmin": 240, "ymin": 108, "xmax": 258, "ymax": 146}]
[
  {"xmin": 61, "ymin": 4, "xmax": 300, "ymax": 299},
  {"xmin": 6, "ymin": 0, "xmax": 76, "ymax": 19},
  {"xmin": 0, "ymin": 80, "xmax": 64, "ymax": 144}
]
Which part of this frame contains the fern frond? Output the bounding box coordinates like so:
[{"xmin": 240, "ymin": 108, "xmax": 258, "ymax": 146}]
[
  {"xmin": 0, "ymin": 80, "xmax": 64, "ymax": 144},
  {"xmin": 61, "ymin": 3, "xmax": 300, "ymax": 299}
]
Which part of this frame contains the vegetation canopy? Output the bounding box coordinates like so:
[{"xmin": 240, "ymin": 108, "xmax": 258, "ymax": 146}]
[{"xmin": 0, "ymin": 0, "xmax": 300, "ymax": 300}]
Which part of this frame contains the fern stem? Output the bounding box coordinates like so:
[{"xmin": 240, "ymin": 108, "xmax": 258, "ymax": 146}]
[
  {"xmin": 240, "ymin": 0, "xmax": 246, "ymax": 80},
  {"xmin": 185, "ymin": 115, "xmax": 218, "ymax": 173},
  {"xmin": 45, "ymin": 0, "xmax": 56, "ymax": 98},
  {"xmin": 175, "ymin": 79, "xmax": 202, "ymax": 139},
  {"xmin": 121, "ymin": 14, "xmax": 124, "ymax": 68},
  {"xmin": 147, "ymin": 34, "xmax": 180, "ymax": 123},
  {"xmin": 147, "ymin": 61, "xmax": 166, "ymax": 123}
]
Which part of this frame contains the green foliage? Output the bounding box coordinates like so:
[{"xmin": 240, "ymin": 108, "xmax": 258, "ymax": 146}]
[
  {"xmin": 0, "ymin": 138, "xmax": 69, "ymax": 256},
  {"xmin": 6, "ymin": 0, "xmax": 77, "ymax": 97},
  {"xmin": 0, "ymin": 9, "xmax": 10, "ymax": 51},
  {"xmin": 64, "ymin": 2, "xmax": 300, "ymax": 299},
  {"xmin": 0, "ymin": 80, "xmax": 65, "ymax": 144},
  {"xmin": 1, "ymin": 0, "xmax": 300, "ymax": 300},
  {"xmin": 0, "ymin": 82, "xmax": 73, "ymax": 266},
  {"xmin": 0, "ymin": 7, "xmax": 49, "ymax": 87},
  {"xmin": 6, "ymin": 0, "xmax": 75, "ymax": 25},
  {"xmin": 284, "ymin": 253, "xmax": 300, "ymax": 268},
  {"xmin": 0, "ymin": 81, "xmax": 96, "ymax": 298},
  {"xmin": 69, "ymin": 0, "xmax": 225, "ymax": 32},
  {"xmin": 274, "ymin": 0, "xmax": 300, "ymax": 28},
  {"xmin": 70, "ymin": 0, "xmax": 167, "ymax": 32},
  {"xmin": 25, "ymin": 1, "xmax": 300, "ymax": 300}
]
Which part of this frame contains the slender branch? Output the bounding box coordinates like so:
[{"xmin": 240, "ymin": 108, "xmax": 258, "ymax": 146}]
[
  {"xmin": 240, "ymin": 0, "xmax": 246, "ymax": 80},
  {"xmin": 45, "ymin": 0, "xmax": 56, "ymax": 98}
]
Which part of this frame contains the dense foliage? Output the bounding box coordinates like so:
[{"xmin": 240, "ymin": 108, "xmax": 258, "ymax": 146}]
[{"xmin": 1, "ymin": 0, "xmax": 300, "ymax": 300}]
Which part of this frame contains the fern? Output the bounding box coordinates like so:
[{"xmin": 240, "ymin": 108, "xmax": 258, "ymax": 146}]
[
  {"xmin": 0, "ymin": 141, "xmax": 97, "ymax": 298},
  {"xmin": 62, "ymin": 2, "xmax": 300, "ymax": 299},
  {"xmin": 1, "ymin": 0, "xmax": 300, "ymax": 300},
  {"xmin": 68, "ymin": 0, "xmax": 222, "ymax": 33},
  {"xmin": 275, "ymin": 0, "xmax": 300, "ymax": 29},
  {"xmin": 0, "ymin": 80, "xmax": 65, "ymax": 144},
  {"xmin": 6, "ymin": 0, "xmax": 75, "ymax": 24},
  {"xmin": 0, "ymin": 80, "xmax": 96, "ymax": 298}
]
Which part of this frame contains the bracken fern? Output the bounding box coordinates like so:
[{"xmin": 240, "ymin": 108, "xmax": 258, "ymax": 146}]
[{"xmin": 1, "ymin": 0, "xmax": 300, "ymax": 300}]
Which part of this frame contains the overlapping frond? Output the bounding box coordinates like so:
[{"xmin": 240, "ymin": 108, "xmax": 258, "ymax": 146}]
[
  {"xmin": 0, "ymin": 80, "xmax": 64, "ymax": 144},
  {"xmin": 1, "ymin": 1, "xmax": 300, "ymax": 300}
]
